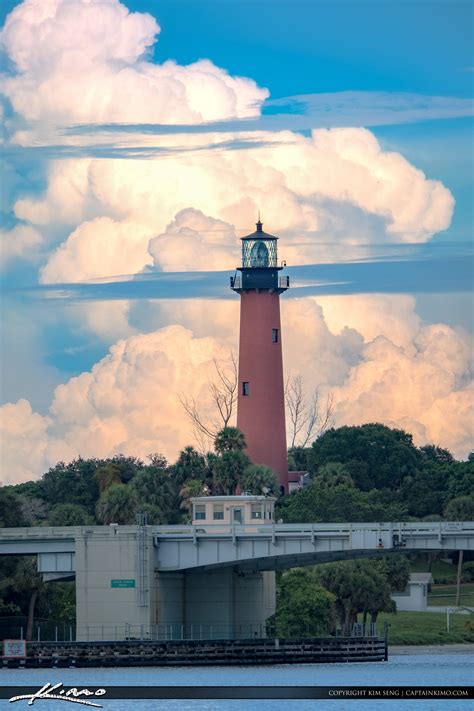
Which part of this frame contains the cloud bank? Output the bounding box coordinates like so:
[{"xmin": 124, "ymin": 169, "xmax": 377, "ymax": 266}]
[
  {"xmin": 0, "ymin": 0, "xmax": 471, "ymax": 483},
  {"xmin": 1, "ymin": 296, "xmax": 472, "ymax": 483}
]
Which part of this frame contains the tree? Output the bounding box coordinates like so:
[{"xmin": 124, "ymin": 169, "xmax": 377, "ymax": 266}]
[
  {"xmin": 48, "ymin": 504, "xmax": 94, "ymax": 526},
  {"xmin": 314, "ymin": 560, "xmax": 393, "ymax": 633},
  {"xmin": 95, "ymin": 484, "xmax": 138, "ymax": 525},
  {"xmin": 212, "ymin": 451, "xmax": 250, "ymax": 495},
  {"xmin": 285, "ymin": 375, "xmax": 334, "ymax": 448},
  {"xmin": 400, "ymin": 463, "xmax": 450, "ymax": 518},
  {"xmin": 447, "ymin": 462, "xmax": 474, "ymax": 499},
  {"xmin": 172, "ymin": 446, "xmax": 208, "ymax": 486},
  {"xmin": 310, "ymin": 424, "xmax": 421, "ymax": 491},
  {"xmin": 419, "ymin": 445, "xmax": 454, "ymax": 465},
  {"xmin": 40, "ymin": 456, "xmax": 143, "ymax": 516},
  {"xmin": 18, "ymin": 496, "xmax": 49, "ymax": 526},
  {"xmin": 41, "ymin": 458, "xmax": 100, "ymax": 515},
  {"xmin": 288, "ymin": 447, "xmax": 311, "ymax": 472},
  {"xmin": 376, "ymin": 556, "xmax": 410, "ymax": 593},
  {"xmin": 240, "ymin": 465, "xmax": 279, "ymax": 496},
  {"xmin": 94, "ymin": 463, "xmax": 122, "ymax": 494},
  {"xmin": 100, "ymin": 455, "xmax": 145, "ymax": 484},
  {"xmin": 179, "ymin": 479, "xmax": 209, "ymax": 512},
  {"xmin": 12, "ymin": 558, "xmax": 44, "ymax": 641},
  {"xmin": 315, "ymin": 462, "xmax": 354, "ymax": 488},
  {"xmin": 214, "ymin": 426, "xmax": 247, "ymax": 454},
  {"xmin": 179, "ymin": 353, "xmax": 238, "ymax": 449},
  {"xmin": 0, "ymin": 489, "xmax": 26, "ymax": 527},
  {"xmin": 147, "ymin": 452, "xmax": 168, "ymax": 469},
  {"xmin": 445, "ymin": 496, "xmax": 474, "ymax": 520},
  {"xmin": 134, "ymin": 503, "xmax": 170, "ymax": 525},
  {"xmin": 275, "ymin": 569, "xmax": 336, "ymax": 637},
  {"xmin": 278, "ymin": 480, "xmax": 407, "ymax": 523},
  {"xmin": 129, "ymin": 468, "xmax": 177, "ymax": 523}
]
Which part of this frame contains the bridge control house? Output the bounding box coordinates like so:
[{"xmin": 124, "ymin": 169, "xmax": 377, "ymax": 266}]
[{"xmin": 191, "ymin": 495, "xmax": 276, "ymax": 526}]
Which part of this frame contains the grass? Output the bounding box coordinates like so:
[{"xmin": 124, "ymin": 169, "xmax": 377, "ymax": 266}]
[
  {"xmin": 373, "ymin": 611, "xmax": 474, "ymax": 645},
  {"xmin": 428, "ymin": 583, "xmax": 474, "ymax": 607},
  {"xmin": 410, "ymin": 557, "xmax": 458, "ymax": 584}
]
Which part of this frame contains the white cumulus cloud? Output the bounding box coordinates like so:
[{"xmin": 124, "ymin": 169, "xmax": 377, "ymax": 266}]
[
  {"xmin": 0, "ymin": 223, "xmax": 42, "ymax": 268},
  {"xmin": 1, "ymin": 298, "xmax": 472, "ymax": 484},
  {"xmin": 0, "ymin": 0, "xmax": 267, "ymax": 126}
]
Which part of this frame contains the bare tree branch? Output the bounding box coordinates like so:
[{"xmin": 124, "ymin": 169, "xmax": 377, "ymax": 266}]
[
  {"xmin": 285, "ymin": 374, "xmax": 335, "ymax": 449},
  {"xmin": 179, "ymin": 352, "xmax": 238, "ymax": 450}
]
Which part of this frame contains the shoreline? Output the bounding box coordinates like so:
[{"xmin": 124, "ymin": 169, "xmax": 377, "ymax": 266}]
[{"xmin": 389, "ymin": 643, "xmax": 474, "ymax": 655}]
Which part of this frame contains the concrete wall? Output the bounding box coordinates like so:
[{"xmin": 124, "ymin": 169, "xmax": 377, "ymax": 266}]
[{"xmin": 75, "ymin": 527, "xmax": 154, "ymax": 641}]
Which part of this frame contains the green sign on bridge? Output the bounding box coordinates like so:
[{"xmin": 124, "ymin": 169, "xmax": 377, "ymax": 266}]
[{"xmin": 111, "ymin": 579, "xmax": 136, "ymax": 588}]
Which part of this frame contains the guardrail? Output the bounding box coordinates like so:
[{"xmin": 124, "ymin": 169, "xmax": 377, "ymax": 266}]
[
  {"xmin": 1, "ymin": 522, "xmax": 473, "ymax": 545},
  {"xmin": 153, "ymin": 521, "xmax": 474, "ymax": 538}
]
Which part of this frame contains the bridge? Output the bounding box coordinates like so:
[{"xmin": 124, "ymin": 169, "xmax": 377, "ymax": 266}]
[{"xmin": 1, "ymin": 521, "xmax": 472, "ymax": 641}]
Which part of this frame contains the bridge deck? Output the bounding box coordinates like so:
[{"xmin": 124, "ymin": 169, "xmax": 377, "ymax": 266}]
[{"xmin": 0, "ymin": 521, "xmax": 472, "ymax": 572}]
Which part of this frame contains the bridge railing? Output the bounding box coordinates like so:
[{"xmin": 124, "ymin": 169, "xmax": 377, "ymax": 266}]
[{"xmin": 153, "ymin": 521, "xmax": 474, "ymax": 539}]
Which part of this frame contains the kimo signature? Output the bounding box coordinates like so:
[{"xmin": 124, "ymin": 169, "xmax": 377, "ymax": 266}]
[{"xmin": 9, "ymin": 682, "xmax": 107, "ymax": 707}]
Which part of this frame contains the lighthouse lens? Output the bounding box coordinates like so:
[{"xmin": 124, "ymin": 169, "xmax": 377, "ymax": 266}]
[
  {"xmin": 242, "ymin": 238, "xmax": 278, "ymax": 268},
  {"xmin": 250, "ymin": 240, "xmax": 269, "ymax": 267}
]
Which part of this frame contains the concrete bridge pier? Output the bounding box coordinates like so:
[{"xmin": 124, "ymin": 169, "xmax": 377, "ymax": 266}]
[
  {"xmin": 73, "ymin": 527, "xmax": 275, "ymax": 641},
  {"xmin": 74, "ymin": 527, "xmax": 156, "ymax": 642},
  {"xmin": 156, "ymin": 569, "xmax": 276, "ymax": 640}
]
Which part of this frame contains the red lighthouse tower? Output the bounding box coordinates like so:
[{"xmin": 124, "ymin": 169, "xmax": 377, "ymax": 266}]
[{"xmin": 231, "ymin": 220, "xmax": 289, "ymax": 492}]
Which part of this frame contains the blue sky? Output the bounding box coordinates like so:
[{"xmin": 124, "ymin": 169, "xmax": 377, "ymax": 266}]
[
  {"xmin": 0, "ymin": 0, "xmax": 472, "ymax": 479},
  {"xmin": 128, "ymin": 0, "xmax": 473, "ymax": 97}
]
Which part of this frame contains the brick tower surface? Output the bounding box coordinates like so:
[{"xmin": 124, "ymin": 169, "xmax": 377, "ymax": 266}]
[{"xmin": 230, "ymin": 220, "xmax": 289, "ymax": 492}]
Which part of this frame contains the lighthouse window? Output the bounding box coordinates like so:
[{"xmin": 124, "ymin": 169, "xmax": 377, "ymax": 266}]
[
  {"xmin": 272, "ymin": 328, "xmax": 279, "ymax": 343},
  {"xmin": 242, "ymin": 381, "xmax": 250, "ymax": 396}
]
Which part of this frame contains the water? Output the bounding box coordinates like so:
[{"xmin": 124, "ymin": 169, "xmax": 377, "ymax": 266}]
[{"xmin": 1, "ymin": 654, "xmax": 472, "ymax": 710}]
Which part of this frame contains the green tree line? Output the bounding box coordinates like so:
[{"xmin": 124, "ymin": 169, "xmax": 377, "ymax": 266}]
[{"xmin": 1, "ymin": 422, "xmax": 472, "ymax": 638}]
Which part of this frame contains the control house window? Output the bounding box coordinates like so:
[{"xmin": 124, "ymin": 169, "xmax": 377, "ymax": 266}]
[
  {"xmin": 213, "ymin": 504, "xmax": 224, "ymax": 520},
  {"xmin": 195, "ymin": 504, "xmax": 206, "ymax": 520},
  {"xmin": 272, "ymin": 328, "xmax": 279, "ymax": 343},
  {"xmin": 242, "ymin": 381, "xmax": 250, "ymax": 396},
  {"xmin": 251, "ymin": 504, "xmax": 263, "ymax": 519}
]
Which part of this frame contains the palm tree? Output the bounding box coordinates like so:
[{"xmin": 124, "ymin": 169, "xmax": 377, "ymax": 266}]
[
  {"xmin": 315, "ymin": 462, "xmax": 354, "ymax": 488},
  {"xmin": 179, "ymin": 479, "xmax": 209, "ymax": 512},
  {"xmin": 130, "ymin": 469, "xmax": 175, "ymax": 515},
  {"xmin": 214, "ymin": 427, "xmax": 247, "ymax": 454},
  {"xmin": 213, "ymin": 451, "xmax": 250, "ymax": 495},
  {"xmin": 13, "ymin": 558, "xmax": 44, "ymax": 641},
  {"xmin": 241, "ymin": 465, "xmax": 278, "ymax": 495},
  {"xmin": 95, "ymin": 484, "xmax": 138, "ymax": 524},
  {"xmin": 173, "ymin": 446, "xmax": 207, "ymax": 485},
  {"xmin": 49, "ymin": 503, "xmax": 94, "ymax": 526},
  {"xmin": 94, "ymin": 463, "xmax": 122, "ymax": 494}
]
